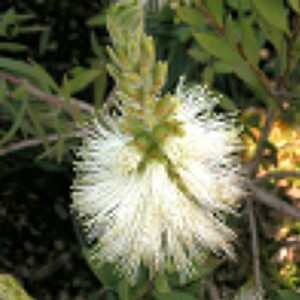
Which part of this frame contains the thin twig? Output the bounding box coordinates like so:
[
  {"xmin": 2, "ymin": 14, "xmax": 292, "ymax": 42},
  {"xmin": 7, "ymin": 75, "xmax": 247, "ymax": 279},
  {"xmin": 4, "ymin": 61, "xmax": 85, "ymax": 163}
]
[
  {"xmin": 195, "ymin": 0, "xmax": 225, "ymax": 35},
  {"xmin": 243, "ymin": 109, "xmax": 276, "ymax": 299},
  {"xmin": 0, "ymin": 71, "xmax": 94, "ymax": 117},
  {"xmin": 243, "ymin": 110, "xmax": 275, "ymax": 300},
  {"xmin": 246, "ymin": 108, "xmax": 277, "ymax": 177},
  {"xmin": 259, "ymin": 170, "xmax": 300, "ymax": 181},
  {"xmin": 0, "ymin": 134, "xmax": 60, "ymax": 156},
  {"xmin": 249, "ymin": 182, "xmax": 300, "ymax": 220},
  {"xmin": 207, "ymin": 280, "xmax": 221, "ymax": 300},
  {"xmin": 281, "ymin": 16, "xmax": 300, "ymax": 84},
  {"xmin": 247, "ymin": 199, "xmax": 264, "ymax": 300},
  {"xmin": 0, "ymin": 131, "xmax": 86, "ymax": 156}
]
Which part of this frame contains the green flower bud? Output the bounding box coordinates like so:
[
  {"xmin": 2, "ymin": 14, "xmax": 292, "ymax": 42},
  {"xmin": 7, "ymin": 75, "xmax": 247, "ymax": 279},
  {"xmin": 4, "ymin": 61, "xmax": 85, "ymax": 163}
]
[
  {"xmin": 121, "ymin": 116, "xmax": 146, "ymax": 135},
  {"xmin": 155, "ymin": 94, "xmax": 180, "ymax": 119},
  {"xmin": 152, "ymin": 61, "xmax": 168, "ymax": 94},
  {"xmin": 140, "ymin": 35, "xmax": 155, "ymax": 70}
]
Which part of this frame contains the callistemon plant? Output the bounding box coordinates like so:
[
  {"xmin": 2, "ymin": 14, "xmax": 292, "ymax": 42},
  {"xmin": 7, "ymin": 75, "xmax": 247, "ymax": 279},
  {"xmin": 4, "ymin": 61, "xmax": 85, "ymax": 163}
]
[{"xmin": 71, "ymin": 0, "xmax": 245, "ymax": 284}]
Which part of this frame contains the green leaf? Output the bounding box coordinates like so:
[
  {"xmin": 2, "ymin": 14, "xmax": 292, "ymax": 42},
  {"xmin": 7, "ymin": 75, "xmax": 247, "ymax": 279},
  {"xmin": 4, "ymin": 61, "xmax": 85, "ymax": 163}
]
[
  {"xmin": 232, "ymin": 63, "xmax": 266, "ymax": 97},
  {"xmin": 188, "ymin": 47, "xmax": 210, "ymax": 63},
  {"xmin": 194, "ymin": 32, "xmax": 241, "ymax": 64},
  {"xmin": 0, "ymin": 80, "xmax": 7, "ymax": 103},
  {"xmin": 13, "ymin": 14, "xmax": 35, "ymax": 23},
  {"xmin": 225, "ymin": 15, "xmax": 241, "ymax": 45},
  {"xmin": 39, "ymin": 29, "xmax": 52, "ymax": 56},
  {"xmin": 205, "ymin": 0, "xmax": 224, "ymax": 26},
  {"xmin": 256, "ymin": 14, "xmax": 287, "ymax": 73},
  {"xmin": 31, "ymin": 62, "xmax": 59, "ymax": 92},
  {"xmin": 83, "ymin": 247, "xmax": 120, "ymax": 289},
  {"xmin": 86, "ymin": 14, "xmax": 106, "ymax": 27},
  {"xmin": 0, "ymin": 98, "xmax": 27, "ymax": 146},
  {"xmin": 219, "ymin": 94, "xmax": 237, "ymax": 111},
  {"xmin": 93, "ymin": 70, "xmax": 107, "ymax": 109},
  {"xmin": 257, "ymin": 15, "xmax": 285, "ymax": 53},
  {"xmin": 252, "ymin": 0, "xmax": 289, "ymax": 33},
  {"xmin": 155, "ymin": 274, "xmax": 171, "ymax": 294},
  {"xmin": 213, "ymin": 61, "xmax": 233, "ymax": 74},
  {"xmin": 131, "ymin": 278, "xmax": 150, "ymax": 300},
  {"xmin": 175, "ymin": 7, "xmax": 205, "ymax": 28},
  {"xmin": 90, "ymin": 31, "xmax": 106, "ymax": 57},
  {"xmin": 174, "ymin": 27, "xmax": 193, "ymax": 43},
  {"xmin": 0, "ymin": 42, "xmax": 27, "ymax": 52},
  {"xmin": 88, "ymin": 292, "xmax": 102, "ymax": 300},
  {"xmin": 277, "ymin": 290, "xmax": 300, "ymax": 300},
  {"xmin": 26, "ymin": 104, "xmax": 50, "ymax": 152},
  {"xmin": 68, "ymin": 69, "xmax": 102, "ymax": 95},
  {"xmin": 62, "ymin": 74, "xmax": 71, "ymax": 103},
  {"xmin": 193, "ymin": 32, "xmax": 268, "ymax": 99},
  {"xmin": 202, "ymin": 65, "xmax": 215, "ymax": 86},
  {"xmin": 0, "ymin": 8, "xmax": 16, "ymax": 35},
  {"xmin": 118, "ymin": 280, "xmax": 130, "ymax": 300},
  {"xmin": 240, "ymin": 17, "xmax": 260, "ymax": 66},
  {"xmin": 0, "ymin": 58, "xmax": 50, "ymax": 89},
  {"xmin": 155, "ymin": 291, "xmax": 197, "ymax": 300},
  {"xmin": 288, "ymin": 0, "xmax": 300, "ymax": 13},
  {"xmin": 14, "ymin": 25, "xmax": 47, "ymax": 35},
  {"xmin": 0, "ymin": 274, "xmax": 34, "ymax": 300},
  {"xmin": 0, "ymin": 57, "xmax": 34, "ymax": 77},
  {"xmin": 227, "ymin": 0, "xmax": 251, "ymax": 11}
]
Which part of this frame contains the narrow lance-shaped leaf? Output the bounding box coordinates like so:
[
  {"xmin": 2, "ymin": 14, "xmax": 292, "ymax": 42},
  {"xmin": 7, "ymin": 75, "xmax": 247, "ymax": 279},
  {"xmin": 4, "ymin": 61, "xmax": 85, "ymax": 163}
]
[
  {"xmin": 68, "ymin": 69, "xmax": 102, "ymax": 95},
  {"xmin": 0, "ymin": 42, "xmax": 28, "ymax": 52},
  {"xmin": 252, "ymin": 0, "xmax": 289, "ymax": 33},
  {"xmin": 175, "ymin": 7, "xmax": 205, "ymax": 28},
  {"xmin": 0, "ymin": 97, "xmax": 27, "ymax": 146},
  {"xmin": 86, "ymin": 13, "xmax": 106, "ymax": 27},
  {"xmin": 0, "ymin": 57, "xmax": 51, "ymax": 89},
  {"xmin": 278, "ymin": 289, "xmax": 300, "ymax": 300},
  {"xmin": 0, "ymin": 80, "xmax": 7, "ymax": 102},
  {"xmin": 288, "ymin": 0, "xmax": 300, "ymax": 13},
  {"xmin": 90, "ymin": 31, "xmax": 106, "ymax": 57},
  {"xmin": 118, "ymin": 279, "xmax": 130, "ymax": 300},
  {"xmin": 0, "ymin": 274, "xmax": 35, "ymax": 300},
  {"xmin": 194, "ymin": 32, "xmax": 242, "ymax": 64},
  {"xmin": 31, "ymin": 62, "xmax": 60, "ymax": 92},
  {"xmin": 225, "ymin": 15, "xmax": 241, "ymax": 45},
  {"xmin": 205, "ymin": 0, "xmax": 224, "ymax": 26},
  {"xmin": 194, "ymin": 32, "xmax": 270, "ymax": 100},
  {"xmin": 26, "ymin": 104, "xmax": 50, "ymax": 152},
  {"xmin": 39, "ymin": 29, "xmax": 52, "ymax": 56},
  {"xmin": 155, "ymin": 291, "xmax": 197, "ymax": 300},
  {"xmin": 240, "ymin": 17, "xmax": 260, "ymax": 66},
  {"xmin": 93, "ymin": 70, "xmax": 107, "ymax": 109}
]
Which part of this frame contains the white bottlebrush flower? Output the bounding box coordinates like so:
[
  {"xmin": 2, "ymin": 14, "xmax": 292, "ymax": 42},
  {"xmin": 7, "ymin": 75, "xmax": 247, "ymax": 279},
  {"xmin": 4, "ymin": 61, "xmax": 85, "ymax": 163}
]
[
  {"xmin": 163, "ymin": 82, "xmax": 244, "ymax": 210},
  {"xmin": 71, "ymin": 83, "xmax": 245, "ymax": 283}
]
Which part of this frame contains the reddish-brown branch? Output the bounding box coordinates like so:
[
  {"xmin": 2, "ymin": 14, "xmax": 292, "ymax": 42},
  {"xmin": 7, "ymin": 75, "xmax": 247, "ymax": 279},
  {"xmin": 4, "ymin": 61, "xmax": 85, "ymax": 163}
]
[
  {"xmin": 0, "ymin": 134, "xmax": 60, "ymax": 156},
  {"xmin": 260, "ymin": 170, "xmax": 300, "ymax": 181},
  {"xmin": 196, "ymin": 0, "xmax": 273, "ymax": 98},
  {"xmin": 247, "ymin": 199, "xmax": 264, "ymax": 299},
  {"xmin": 0, "ymin": 130, "xmax": 87, "ymax": 157},
  {"xmin": 249, "ymin": 182, "xmax": 300, "ymax": 220},
  {"xmin": 243, "ymin": 108, "xmax": 275, "ymax": 299},
  {"xmin": 207, "ymin": 280, "xmax": 222, "ymax": 300},
  {"xmin": 0, "ymin": 71, "xmax": 94, "ymax": 117},
  {"xmin": 195, "ymin": 0, "xmax": 225, "ymax": 35}
]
